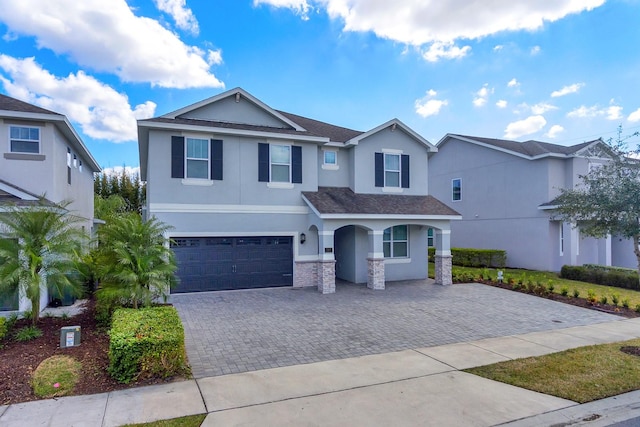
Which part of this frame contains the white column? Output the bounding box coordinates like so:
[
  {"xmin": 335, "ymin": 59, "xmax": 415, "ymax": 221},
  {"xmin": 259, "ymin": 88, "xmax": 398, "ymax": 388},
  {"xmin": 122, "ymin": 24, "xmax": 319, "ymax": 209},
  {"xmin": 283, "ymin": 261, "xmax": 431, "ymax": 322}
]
[
  {"xmin": 434, "ymin": 229, "xmax": 452, "ymax": 286},
  {"xmin": 317, "ymin": 230, "xmax": 336, "ymax": 294}
]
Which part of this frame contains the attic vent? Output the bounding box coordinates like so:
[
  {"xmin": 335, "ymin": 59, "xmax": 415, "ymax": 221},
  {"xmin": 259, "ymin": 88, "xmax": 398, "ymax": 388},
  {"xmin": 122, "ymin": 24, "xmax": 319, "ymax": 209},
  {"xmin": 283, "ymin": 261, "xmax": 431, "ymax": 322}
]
[{"xmin": 235, "ymin": 93, "xmax": 240, "ymax": 103}]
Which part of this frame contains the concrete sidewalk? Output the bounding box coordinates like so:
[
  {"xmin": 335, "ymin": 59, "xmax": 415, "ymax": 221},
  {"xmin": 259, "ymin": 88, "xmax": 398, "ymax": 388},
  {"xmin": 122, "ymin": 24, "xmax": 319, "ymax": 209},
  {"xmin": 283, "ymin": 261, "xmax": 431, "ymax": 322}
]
[{"xmin": 1, "ymin": 317, "xmax": 639, "ymax": 427}]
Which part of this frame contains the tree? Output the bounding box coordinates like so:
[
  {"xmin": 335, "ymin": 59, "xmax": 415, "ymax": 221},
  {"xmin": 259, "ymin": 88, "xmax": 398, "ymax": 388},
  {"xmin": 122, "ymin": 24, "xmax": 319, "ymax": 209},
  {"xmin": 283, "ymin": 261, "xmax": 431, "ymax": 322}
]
[
  {"xmin": 554, "ymin": 127, "xmax": 640, "ymax": 283},
  {"xmin": 95, "ymin": 214, "xmax": 177, "ymax": 309},
  {"xmin": 0, "ymin": 200, "xmax": 86, "ymax": 324},
  {"xmin": 94, "ymin": 169, "xmax": 146, "ymax": 215}
]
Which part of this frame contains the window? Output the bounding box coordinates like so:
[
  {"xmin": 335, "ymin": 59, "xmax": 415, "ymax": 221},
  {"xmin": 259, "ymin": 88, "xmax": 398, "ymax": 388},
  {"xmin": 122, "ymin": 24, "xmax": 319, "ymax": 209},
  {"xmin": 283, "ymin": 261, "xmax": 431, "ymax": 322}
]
[
  {"xmin": 427, "ymin": 228, "xmax": 434, "ymax": 247},
  {"xmin": 384, "ymin": 153, "xmax": 400, "ymax": 187},
  {"xmin": 79, "ymin": 160, "xmax": 83, "ymax": 172},
  {"xmin": 73, "ymin": 154, "xmax": 78, "ymax": 168},
  {"xmin": 383, "ymin": 225, "xmax": 409, "ymax": 258},
  {"xmin": 559, "ymin": 222, "xmax": 564, "ymax": 256},
  {"xmin": 67, "ymin": 147, "xmax": 72, "ymax": 185},
  {"xmin": 324, "ymin": 150, "xmax": 336, "ymax": 165},
  {"xmin": 452, "ymin": 178, "xmax": 462, "ymax": 201},
  {"xmin": 270, "ymin": 145, "xmax": 291, "ymax": 182},
  {"xmin": 186, "ymin": 137, "xmax": 209, "ymax": 179},
  {"xmin": 9, "ymin": 126, "xmax": 40, "ymax": 153}
]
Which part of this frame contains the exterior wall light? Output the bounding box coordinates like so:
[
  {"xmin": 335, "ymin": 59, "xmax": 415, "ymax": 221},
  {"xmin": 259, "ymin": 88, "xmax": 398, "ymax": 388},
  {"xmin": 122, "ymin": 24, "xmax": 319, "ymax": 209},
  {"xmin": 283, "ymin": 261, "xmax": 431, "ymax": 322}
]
[{"xmin": 300, "ymin": 233, "xmax": 306, "ymax": 244}]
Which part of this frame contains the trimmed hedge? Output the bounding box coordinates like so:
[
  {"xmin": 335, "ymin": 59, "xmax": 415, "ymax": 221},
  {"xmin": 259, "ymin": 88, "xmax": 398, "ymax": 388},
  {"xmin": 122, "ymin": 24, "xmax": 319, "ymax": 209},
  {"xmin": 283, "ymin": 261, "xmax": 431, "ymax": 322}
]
[
  {"xmin": 428, "ymin": 247, "xmax": 506, "ymax": 268},
  {"xmin": 108, "ymin": 306, "xmax": 188, "ymax": 384},
  {"xmin": 560, "ymin": 265, "xmax": 639, "ymax": 290}
]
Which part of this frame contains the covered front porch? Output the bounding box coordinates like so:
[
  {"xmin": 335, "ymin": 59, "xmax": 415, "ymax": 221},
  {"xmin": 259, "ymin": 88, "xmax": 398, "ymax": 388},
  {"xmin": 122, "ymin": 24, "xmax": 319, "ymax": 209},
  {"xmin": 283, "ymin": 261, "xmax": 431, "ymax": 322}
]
[{"xmin": 298, "ymin": 187, "xmax": 461, "ymax": 294}]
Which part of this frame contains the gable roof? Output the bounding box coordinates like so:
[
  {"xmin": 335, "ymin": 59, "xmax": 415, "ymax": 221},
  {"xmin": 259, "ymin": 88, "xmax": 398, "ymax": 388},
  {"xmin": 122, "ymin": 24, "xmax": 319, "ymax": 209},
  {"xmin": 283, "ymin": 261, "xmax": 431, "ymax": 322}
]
[
  {"xmin": 0, "ymin": 94, "xmax": 101, "ymax": 172},
  {"xmin": 302, "ymin": 186, "xmax": 460, "ymax": 218},
  {"xmin": 438, "ymin": 134, "xmax": 604, "ymax": 160},
  {"xmin": 346, "ymin": 118, "xmax": 437, "ymax": 152},
  {"xmin": 277, "ymin": 110, "xmax": 362, "ymax": 143},
  {"xmin": 0, "ymin": 178, "xmax": 55, "ymax": 208}
]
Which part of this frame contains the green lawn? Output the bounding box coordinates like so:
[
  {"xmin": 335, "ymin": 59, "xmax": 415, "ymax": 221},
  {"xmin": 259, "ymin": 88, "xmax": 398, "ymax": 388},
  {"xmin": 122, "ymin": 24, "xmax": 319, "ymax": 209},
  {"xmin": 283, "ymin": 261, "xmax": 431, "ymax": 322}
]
[
  {"xmin": 122, "ymin": 414, "xmax": 206, "ymax": 427},
  {"xmin": 428, "ymin": 263, "xmax": 640, "ymax": 308},
  {"xmin": 465, "ymin": 338, "xmax": 640, "ymax": 403}
]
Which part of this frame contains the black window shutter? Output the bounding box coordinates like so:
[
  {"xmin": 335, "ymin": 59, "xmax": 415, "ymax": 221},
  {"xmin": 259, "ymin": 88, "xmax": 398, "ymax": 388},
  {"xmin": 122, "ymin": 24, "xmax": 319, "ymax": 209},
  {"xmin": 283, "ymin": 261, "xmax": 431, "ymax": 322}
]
[
  {"xmin": 258, "ymin": 143, "xmax": 269, "ymax": 182},
  {"xmin": 374, "ymin": 152, "xmax": 384, "ymax": 187},
  {"xmin": 210, "ymin": 139, "xmax": 223, "ymax": 180},
  {"xmin": 401, "ymin": 154, "xmax": 410, "ymax": 188},
  {"xmin": 171, "ymin": 136, "xmax": 185, "ymax": 178},
  {"xmin": 292, "ymin": 146, "xmax": 302, "ymax": 184}
]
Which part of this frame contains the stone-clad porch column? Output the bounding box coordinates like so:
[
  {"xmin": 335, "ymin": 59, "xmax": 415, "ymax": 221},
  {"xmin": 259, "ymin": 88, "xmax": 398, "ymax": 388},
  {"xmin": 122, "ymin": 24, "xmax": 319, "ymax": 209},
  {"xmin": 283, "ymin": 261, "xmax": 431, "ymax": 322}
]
[
  {"xmin": 367, "ymin": 230, "xmax": 385, "ymax": 290},
  {"xmin": 317, "ymin": 230, "xmax": 336, "ymax": 294},
  {"xmin": 434, "ymin": 229, "xmax": 452, "ymax": 286}
]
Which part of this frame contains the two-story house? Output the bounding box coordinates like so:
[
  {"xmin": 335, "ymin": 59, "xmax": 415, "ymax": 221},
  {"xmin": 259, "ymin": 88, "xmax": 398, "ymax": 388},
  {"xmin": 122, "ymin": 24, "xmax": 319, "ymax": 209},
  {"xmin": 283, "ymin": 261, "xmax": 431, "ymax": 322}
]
[
  {"xmin": 0, "ymin": 94, "xmax": 100, "ymax": 312},
  {"xmin": 428, "ymin": 134, "xmax": 636, "ymax": 272},
  {"xmin": 138, "ymin": 88, "xmax": 460, "ymax": 294}
]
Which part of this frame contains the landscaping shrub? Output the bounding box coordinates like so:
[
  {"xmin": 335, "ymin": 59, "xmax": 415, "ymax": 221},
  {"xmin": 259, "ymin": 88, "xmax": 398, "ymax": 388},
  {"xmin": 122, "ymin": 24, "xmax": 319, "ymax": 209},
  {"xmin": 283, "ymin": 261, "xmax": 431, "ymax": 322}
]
[
  {"xmin": 108, "ymin": 306, "xmax": 188, "ymax": 384},
  {"xmin": 428, "ymin": 247, "xmax": 506, "ymax": 268},
  {"xmin": 560, "ymin": 265, "xmax": 639, "ymax": 290},
  {"xmin": 32, "ymin": 355, "xmax": 81, "ymax": 398},
  {"xmin": 15, "ymin": 326, "xmax": 42, "ymax": 341},
  {"xmin": 0, "ymin": 317, "xmax": 6, "ymax": 341}
]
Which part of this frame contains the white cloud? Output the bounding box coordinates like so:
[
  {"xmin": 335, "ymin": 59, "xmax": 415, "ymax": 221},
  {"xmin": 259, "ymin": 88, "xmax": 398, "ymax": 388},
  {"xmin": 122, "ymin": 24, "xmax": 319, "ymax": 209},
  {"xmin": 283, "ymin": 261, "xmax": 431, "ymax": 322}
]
[
  {"xmin": 545, "ymin": 124, "xmax": 564, "ymax": 138},
  {"xmin": 496, "ymin": 100, "xmax": 508, "ymax": 108},
  {"xmin": 153, "ymin": 0, "xmax": 199, "ymax": 34},
  {"xmin": 628, "ymin": 108, "xmax": 640, "ymax": 122},
  {"xmin": 101, "ymin": 166, "xmax": 141, "ymax": 177},
  {"xmin": 0, "ymin": 0, "xmax": 223, "ymax": 89},
  {"xmin": 493, "ymin": 45, "xmax": 503, "ymax": 52},
  {"xmin": 415, "ymin": 90, "xmax": 448, "ymax": 118},
  {"xmin": 504, "ymin": 115, "xmax": 547, "ymax": 138},
  {"xmin": 254, "ymin": 0, "xmax": 310, "ymax": 19},
  {"xmin": 421, "ymin": 42, "xmax": 470, "ymax": 62},
  {"xmin": 261, "ymin": 0, "xmax": 604, "ymax": 46},
  {"xmin": 530, "ymin": 45, "xmax": 541, "ymax": 55},
  {"xmin": 0, "ymin": 55, "xmax": 155, "ymax": 142},
  {"xmin": 530, "ymin": 102, "xmax": 558, "ymax": 115},
  {"xmin": 567, "ymin": 102, "xmax": 623, "ymax": 121},
  {"xmin": 507, "ymin": 78, "xmax": 519, "ymax": 88},
  {"xmin": 551, "ymin": 83, "xmax": 584, "ymax": 97},
  {"xmin": 473, "ymin": 84, "xmax": 493, "ymax": 107}
]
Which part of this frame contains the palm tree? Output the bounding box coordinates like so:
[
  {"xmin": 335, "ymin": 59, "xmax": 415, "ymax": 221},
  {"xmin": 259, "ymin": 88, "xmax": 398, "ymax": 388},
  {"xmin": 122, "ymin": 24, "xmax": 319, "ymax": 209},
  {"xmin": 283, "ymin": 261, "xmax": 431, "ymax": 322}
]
[
  {"xmin": 95, "ymin": 214, "xmax": 176, "ymax": 309},
  {"xmin": 0, "ymin": 199, "xmax": 87, "ymax": 325}
]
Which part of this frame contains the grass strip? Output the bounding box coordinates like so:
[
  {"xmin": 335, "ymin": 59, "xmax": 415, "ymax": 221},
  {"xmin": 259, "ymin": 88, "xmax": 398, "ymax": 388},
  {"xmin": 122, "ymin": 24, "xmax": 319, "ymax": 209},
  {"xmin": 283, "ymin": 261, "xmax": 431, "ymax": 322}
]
[
  {"xmin": 465, "ymin": 338, "xmax": 640, "ymax": 403},
  {"xmin": 122, "ymin": 414, "xmax": 206, "ymax": 427}
]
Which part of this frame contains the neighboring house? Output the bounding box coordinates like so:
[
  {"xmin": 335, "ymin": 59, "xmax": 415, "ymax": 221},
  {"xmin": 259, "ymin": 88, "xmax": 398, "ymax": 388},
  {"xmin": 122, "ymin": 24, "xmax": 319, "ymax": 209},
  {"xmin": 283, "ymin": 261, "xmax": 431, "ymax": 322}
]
[
  {"xmin": 0, "ymin": 94, "xmax": 100, "ymax": 312},
  {"xmin": 138, "ymin": 87, "xmax": 460, "ymax": 294},
  {"xmin": 428, "ymin": 134, "xmax": 637, "ymax": 272}
]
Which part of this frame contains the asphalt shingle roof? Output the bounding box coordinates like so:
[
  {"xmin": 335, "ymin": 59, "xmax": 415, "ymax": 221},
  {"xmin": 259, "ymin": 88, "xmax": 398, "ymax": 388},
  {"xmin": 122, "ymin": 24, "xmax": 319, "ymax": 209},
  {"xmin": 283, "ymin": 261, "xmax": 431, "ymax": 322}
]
[
  {"xmin": 302, "ymin": 187, "xmax": 460, "ymax": 216},
  {"xmin": 0, "ymin": 94, "xmax": 61, "ymax": 115},
  {"xmin": 449, "ymin": 134, "xmax": 598, "ymax": 157}
]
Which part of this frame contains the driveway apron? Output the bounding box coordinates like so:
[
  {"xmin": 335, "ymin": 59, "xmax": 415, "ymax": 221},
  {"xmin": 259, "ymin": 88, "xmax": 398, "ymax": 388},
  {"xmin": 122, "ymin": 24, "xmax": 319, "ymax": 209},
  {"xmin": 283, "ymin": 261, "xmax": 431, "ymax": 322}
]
[{"xmin": 170, "ymin": 280, "xmax": 621, "ymax": 378}]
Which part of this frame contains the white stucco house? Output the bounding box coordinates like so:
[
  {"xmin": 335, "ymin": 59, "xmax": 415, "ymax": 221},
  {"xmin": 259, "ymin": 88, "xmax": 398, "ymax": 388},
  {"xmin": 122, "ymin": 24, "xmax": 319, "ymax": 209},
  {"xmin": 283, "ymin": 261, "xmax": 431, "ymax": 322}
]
[
  {"xmin": 428, "ymin": 133, "xmax": 637, "ymax": 272},
  {"xmin": 138, "ymin": 87, "xmax": 460, "ymax": 294},
  {"xmin": 0, "ymin": 94, "xmax": 100, "ymax": 312}
]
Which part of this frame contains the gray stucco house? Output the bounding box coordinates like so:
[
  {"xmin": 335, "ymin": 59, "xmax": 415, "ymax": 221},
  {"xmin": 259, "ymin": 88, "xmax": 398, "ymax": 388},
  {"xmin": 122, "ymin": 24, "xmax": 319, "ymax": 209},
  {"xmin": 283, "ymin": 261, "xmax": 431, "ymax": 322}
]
[
  {"xmin": 0, "ymin": 94, "xmax": 101, "ymax": 312},
  {"xmin": 138, "ymin": 88, "xmax": 460, "ymax": 294},
  {"xmin": 428, "ymin": 134, "xmax": 637, "ymax": 272}
]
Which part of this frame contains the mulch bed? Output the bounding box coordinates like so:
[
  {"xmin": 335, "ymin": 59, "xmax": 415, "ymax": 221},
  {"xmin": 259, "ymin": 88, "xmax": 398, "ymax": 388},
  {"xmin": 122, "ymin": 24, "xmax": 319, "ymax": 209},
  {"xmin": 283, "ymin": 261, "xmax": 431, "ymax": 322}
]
[{"xmin": 0, "ymin": 299, "xmax": 185, "ymax": 406}]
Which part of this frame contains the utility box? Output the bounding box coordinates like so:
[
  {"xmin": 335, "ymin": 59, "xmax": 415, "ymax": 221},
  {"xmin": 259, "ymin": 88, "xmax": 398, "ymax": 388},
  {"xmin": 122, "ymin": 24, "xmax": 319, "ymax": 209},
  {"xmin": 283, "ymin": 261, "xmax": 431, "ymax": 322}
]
[{"xmin": 60, "ymin": 326, "xmax": 81, "ymax": 348}]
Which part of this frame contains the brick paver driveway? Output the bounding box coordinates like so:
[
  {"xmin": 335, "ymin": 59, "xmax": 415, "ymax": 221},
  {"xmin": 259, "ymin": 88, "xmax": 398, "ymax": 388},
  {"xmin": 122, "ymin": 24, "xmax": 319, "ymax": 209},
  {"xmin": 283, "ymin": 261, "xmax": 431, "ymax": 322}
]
[{"xmin": 170, "ymin": 280, "xmax": 622, "ymax": 378}]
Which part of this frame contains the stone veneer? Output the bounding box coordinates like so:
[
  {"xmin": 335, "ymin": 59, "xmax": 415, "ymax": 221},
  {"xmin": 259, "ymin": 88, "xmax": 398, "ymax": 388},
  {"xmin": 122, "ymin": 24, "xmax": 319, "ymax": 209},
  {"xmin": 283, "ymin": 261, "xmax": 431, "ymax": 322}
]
[
  {"xmin": 317, "ymin": 260, "xmax": 336, "ymax": 294},
  {"xmin": 434, "ymin": 254, "xmax": 453, "ymax": 286},
  {"xmin": 294, "ymin": 261, "xmax": 318, "ymax": 288},
  {"xmin": 367, "ymin": 258, "xmax": 385, "ymax": 290}
]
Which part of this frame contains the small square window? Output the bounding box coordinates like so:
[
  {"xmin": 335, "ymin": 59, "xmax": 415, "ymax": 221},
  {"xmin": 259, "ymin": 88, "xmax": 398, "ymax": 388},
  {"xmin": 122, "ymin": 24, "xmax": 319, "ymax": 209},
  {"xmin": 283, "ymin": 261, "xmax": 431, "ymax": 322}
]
[
  {"xmin": 452, "ymin": 178, "xmax": 462, "ymax": 201},
  {"xmin": 10, "ymin": 126, "xmax": 40, "ymax": 153},
  {"xmin": 324, "ymin": 150, "xmax": 337, "ymax": 165}
]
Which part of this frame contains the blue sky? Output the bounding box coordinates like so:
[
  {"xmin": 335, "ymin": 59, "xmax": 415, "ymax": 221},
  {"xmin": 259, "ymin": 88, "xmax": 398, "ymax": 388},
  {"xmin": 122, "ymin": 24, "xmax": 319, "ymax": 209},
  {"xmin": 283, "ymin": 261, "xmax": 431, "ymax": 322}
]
[{"xmin": 1, "ymin": 0, "xmax": 639, "ymax": 173}]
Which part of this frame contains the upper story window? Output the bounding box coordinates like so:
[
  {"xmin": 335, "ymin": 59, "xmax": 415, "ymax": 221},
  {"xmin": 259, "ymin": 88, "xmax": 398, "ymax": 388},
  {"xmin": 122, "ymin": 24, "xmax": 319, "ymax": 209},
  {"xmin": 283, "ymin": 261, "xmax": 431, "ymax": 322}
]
[
  {"xmin": 270, "ymin": 144, "xmax": 291, "ymax": 183},
  {"xmin": 258, "ymin": 143, "xmax": 302, "ymax": 185},
  {"xmin": 452, "ymin": 178, "xmax": 462, "ymax": 201},
  {"xmin": 375, "ymin": 151, "xmax": 409, "ymax": 189},
  {"xmin": 186, "ymin": 137, "xmax": 209, "ymax": 179},
  {"xmin": 383, "ymin": 225, "xmax": 409, "ymax": 258},
  {"xmin": 9, "ymin": 126, "xmax": 40, "ymax": 153}
]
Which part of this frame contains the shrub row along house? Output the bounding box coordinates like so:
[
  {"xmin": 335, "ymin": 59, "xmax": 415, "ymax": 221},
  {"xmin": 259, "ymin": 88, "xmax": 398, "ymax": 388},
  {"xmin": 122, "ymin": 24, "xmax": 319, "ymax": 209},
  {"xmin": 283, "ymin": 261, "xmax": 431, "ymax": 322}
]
[{"xmin": 0, "ymin": 95, "xmax": 100, "ymax": 312}]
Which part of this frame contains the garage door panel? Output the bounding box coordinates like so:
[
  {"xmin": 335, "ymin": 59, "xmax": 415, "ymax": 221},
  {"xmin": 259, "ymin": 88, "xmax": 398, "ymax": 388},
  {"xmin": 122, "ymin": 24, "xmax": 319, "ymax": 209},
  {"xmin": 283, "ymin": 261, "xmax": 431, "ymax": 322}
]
[{"xmin": 171, "ymin": 236, "xmax": 292, "ymax": 293}]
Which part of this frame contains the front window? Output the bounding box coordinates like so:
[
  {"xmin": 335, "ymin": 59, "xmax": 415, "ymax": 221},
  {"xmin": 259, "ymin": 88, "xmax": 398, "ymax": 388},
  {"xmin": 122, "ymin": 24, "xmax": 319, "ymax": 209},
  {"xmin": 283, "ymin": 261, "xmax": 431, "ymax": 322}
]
[
  {"xmin": 384, "ymin": 153, "xmax": 400, "ymax": 187},
  {"xmin": 271, "ymin": 145, "xmax": 291, "ymax": 183},
  {"xmin": 10, "ymin": 126, "xmax": 40, "ymax": 153},
  {"xmin": 186, "ymin": 137, "xmax": 209, "ymax": 179},
  {"xmin": 427, "ymin": 228, "xmax": 434, "ymax": 247},
  {"xmin": 383, "ymin": 225, "xmax": 409, "ymax": 258},
  {"xmin": 452, "ymin": 178, "xmax": 462, "ymax": 201},
  {"xmin": 324, "ymin": 150, "xmax": 337, "ymax": 165}
]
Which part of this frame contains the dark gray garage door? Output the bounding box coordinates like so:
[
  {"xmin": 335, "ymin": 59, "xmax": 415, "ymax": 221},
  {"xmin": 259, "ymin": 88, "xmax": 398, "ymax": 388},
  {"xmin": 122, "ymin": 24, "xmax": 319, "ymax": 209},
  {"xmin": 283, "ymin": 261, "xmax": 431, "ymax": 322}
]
[{"xmin": 170, "ymin": 236, "xmax": 293, "ymax": 293}]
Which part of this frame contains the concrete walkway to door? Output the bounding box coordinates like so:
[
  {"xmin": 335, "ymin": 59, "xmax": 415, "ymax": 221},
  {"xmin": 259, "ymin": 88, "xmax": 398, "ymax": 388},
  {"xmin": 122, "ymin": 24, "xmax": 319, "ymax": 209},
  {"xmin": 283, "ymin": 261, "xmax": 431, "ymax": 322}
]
[{"xmin": 170, "ymin": 280, "xmax": 621, "ymax": 378}]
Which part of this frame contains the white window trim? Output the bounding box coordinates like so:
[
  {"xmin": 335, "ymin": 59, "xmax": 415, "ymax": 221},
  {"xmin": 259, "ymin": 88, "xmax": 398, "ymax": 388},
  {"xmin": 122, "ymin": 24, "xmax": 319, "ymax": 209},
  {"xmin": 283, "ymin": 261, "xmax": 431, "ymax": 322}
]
[
  {"xmin": 452, "ymin": 178, "xmax": 462, "ymax": 202},
  {"xmin": 322, "ymin": 149, "xmax": 339, "ymax": 170},
  {"xmin": 181, "ymin": 178, "xmax": 214, "ymax": 186},
  {"xmin": 383, "ymin": 225, "xmax": 410, "ymax": 259},
  {"xmin": 185, "ymin": 136, "xmax": 210, "ymax": 180},
  {"xmin": 269, "ymin": 143, "xmax": 292, "ymax": 184},
  {"xmin": 383, "ymin": 152, "xmax": 401, "ymax": 189},
  {"xmin": 9, "ymin": 125, "xmax": 41, "ymax": 154}
]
